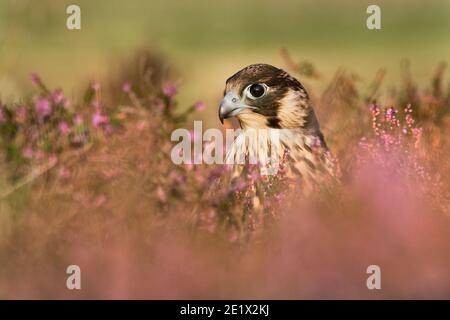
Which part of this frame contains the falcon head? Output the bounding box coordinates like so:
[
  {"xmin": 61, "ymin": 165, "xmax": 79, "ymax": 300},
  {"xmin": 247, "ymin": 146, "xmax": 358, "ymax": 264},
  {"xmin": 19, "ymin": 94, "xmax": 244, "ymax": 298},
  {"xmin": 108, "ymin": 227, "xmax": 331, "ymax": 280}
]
[{"xmin": 219, "ymin": 64, "xmax": 321, "ymax": 133}]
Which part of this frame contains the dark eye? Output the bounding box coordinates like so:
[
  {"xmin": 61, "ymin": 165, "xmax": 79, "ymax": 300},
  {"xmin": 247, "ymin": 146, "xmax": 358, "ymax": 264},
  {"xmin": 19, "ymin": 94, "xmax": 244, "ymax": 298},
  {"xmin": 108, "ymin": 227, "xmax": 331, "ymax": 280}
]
[{"xmin": 248, "ymin": 83, "xmax": 266, "ymax": 99}]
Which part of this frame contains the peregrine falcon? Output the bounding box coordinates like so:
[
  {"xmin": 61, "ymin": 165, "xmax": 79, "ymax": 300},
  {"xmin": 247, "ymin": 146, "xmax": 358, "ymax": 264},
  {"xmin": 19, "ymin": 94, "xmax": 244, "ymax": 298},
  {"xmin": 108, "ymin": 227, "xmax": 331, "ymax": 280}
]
[{"xmin": 219, "ymin": 64, "xmax": 337, "ymax": 193}]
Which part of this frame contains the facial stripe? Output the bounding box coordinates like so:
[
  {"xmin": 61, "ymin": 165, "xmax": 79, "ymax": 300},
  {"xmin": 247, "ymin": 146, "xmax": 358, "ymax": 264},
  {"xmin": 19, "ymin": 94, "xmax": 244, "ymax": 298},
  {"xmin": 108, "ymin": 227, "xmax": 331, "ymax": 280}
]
[{"xmin": 223, "ymin": 64, "xmax": 319, "ymax": 131}]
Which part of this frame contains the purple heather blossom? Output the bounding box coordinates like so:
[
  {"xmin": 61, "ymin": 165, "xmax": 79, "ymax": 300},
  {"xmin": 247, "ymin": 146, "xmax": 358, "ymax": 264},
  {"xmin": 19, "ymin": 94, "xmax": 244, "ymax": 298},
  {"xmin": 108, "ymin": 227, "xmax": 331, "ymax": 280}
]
[
  {"xmin": 48, "ymin": 154, "xmax": 58, "ymax": 166},
  {"xmin": 35, "ymin": 98, "xmax": 51, "ymax": 120},
  {"xmin": 72, "ymin": 132, "xmax": 88, "ymax": 145},
  {"xmin": 122, "ymin": 81, "xmax": 132, "ymax": 93},
  {"xmin": 156, "ymin": 186, "xmax": 167, "ymax": 202},
  {"xmin": 30, "ymin": 72, "xmax": 42, "ymax": 86},
  {"xmin": 73, "ymin": 115, "xmax": 83, "ymax": 126},
  {"xmin": 385, "ymin": 107, "xmax": 395, "ymax": 117},
  {"xmin": 58, "ymin": 121, "xmax": 71, "ymax": 135},
  {"xmin": 92, "ymin": 100, "xmax": 102, "ymax": 109},
  {"xmin": 232, "ymin": 180, "xmax": 247, "ymax": 193},
  {"xmin": 104, "ymin": 124, "xmax": 113, "ymax": 135},
  {"xmin": 34, "ymin": 150, "xmax": 45, "ymax": 160},
  {"xmin": 368, "ymin": 104, "xmax": 376, "ymax": 112},
  {"xmin": 52, "ymin": 89, "xmax": 66, "ymax": 105},
  {"xmin": 22, "ymin": 146, "xmax": 33, "ymax": 159},
  {"xmin": 163, "ymin": 83, "xmax": 177, "ymax": 97},
  {"xmin": 92, "ymin": 110, "xmax": 109, "ymax": 128},
  {"xmin": 194, "ymin": 100, "xmax": 206, "ymax": 111},
  {"xmin": 93, "ymin": 194, "xmax": 106, "ymax": 208},
  {"xmin": 228, "ymin": 229, "xmax": 239, "ymax": 242},
  {"xmin": 405, "ymin": 114, "xmax": 415, "ymax": 127},
  {"xmin": 136, "ymin": 120, "xmax": 146, "ymax": 130},
  {"xmin": 92, "ymin": 82, "xmax": 101, "ymax": 91},
  {"xmin": 248, "ymin": 170, "xmax": 260, "ymax": 183},
  {"xmin": 58, "ymin": 167, "xmax": 71, "ymax": 179},
  {"xmin": 169, "ymin": 171, "xmax": 187, "ymax": 184}
]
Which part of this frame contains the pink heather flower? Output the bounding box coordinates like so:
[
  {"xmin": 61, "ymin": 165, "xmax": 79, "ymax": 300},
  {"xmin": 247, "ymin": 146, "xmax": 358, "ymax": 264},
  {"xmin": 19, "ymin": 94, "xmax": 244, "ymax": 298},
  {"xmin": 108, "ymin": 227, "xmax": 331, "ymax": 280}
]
[
  {"xmin": 232, "ymin": 180, "xmax": 247, "ymax": 192},
  {"xmin": 30, "ymin": 128, "xmax": 39, "ymax": 141},
  {"xmin": 93, "ymin": 194, "xmax": 106, "ymax": 208},
  {"xmin": 22, "ymin": 146, "xmax": 33, "ymax": 159},
  {"xmin": 48, "ymin": 154, "xmax": 58, "ymax": 166},
  {"xmin": 249, "ymin": 170, "xmax": 260, "ymax": 182},
  {"xmin": 194, "ymin": 172, "xmax": 205, "ymax": 184},
  {"xmin": 405, "ymin": 114, "xmax": 415, "ymax": 127},
  {"xmin": 92, "ymin": 82, "xmax": 101, "ymax": 91},
  {"xmin": 169, "ymin": 171, "xmax": 186, "ymax": 184},
  {"xmin": 156, "ymin": 186, "xmax": 167, "ymax": 202},
  {"xmin": 73, "ymin": 115, "xmax": 83, "ymax": 126},
  {"xmin": 92, "ymin": 100, "xmax": 102, "ymax": 109},
  {"xmin": 163, "ymin": 83, "xmax": 177, "ymax": 97},
  {"xmin": 30, "ymin": 73, "xmax": 42, "ymax": 86},
  {"xmin": 228, "ymin": 229, "xmax": 239, "ymax": 242},
  {"xmin": 137, "ymin": 162, "xmax": 146, "ymax": 172},
  {"xmin": 72, "ymin": 133, "xmax": 88, "ymax": 145},
  {"xmin": 104, "ymin": 123, "xmax": 113, "ymax": 135},
  {"xmin": 52, "ymin": 89, "xmax": 66, "ymax": 105},
  {"xmin": 136, "ymin": 120, "xmax": 146, "ymax": 130},
  {"xmin": 63, "ymin": 99, "xmax": 70, "ymax": 108},
  {"xmin": 58, "ymin": 167, "xmax": 71, "ymax": 179},
  {"xmin": 92, "ymin": 110, "xmax": 109, "ymax": 128},
  {"xmin": 122, "ymin": 81, "xmax": 132, "ymax": 93},
  {"xmin": 35, "ymin": 98, "xmax": 51, "ymax": 120},
  {"xmin": 58, "ymin": 121, "xmax": 71, "ymax": 135},
  {"xmin": 102, "ymin": 168, "xmax": 121, "ymax": 179},
  {"xmin": 385, "ymin": 107, "xmax": 395, "ymax": 117},
  {"xmin": 195, "ymin": 100, "xmax": 206, "ymax": 111},
  {"xmin": 34, "ymin": 150, "xmax": 45, "ymax": 160},
  {"xmin": 154, "ymin": 99, "xmax": 165, "ymax": 111}
]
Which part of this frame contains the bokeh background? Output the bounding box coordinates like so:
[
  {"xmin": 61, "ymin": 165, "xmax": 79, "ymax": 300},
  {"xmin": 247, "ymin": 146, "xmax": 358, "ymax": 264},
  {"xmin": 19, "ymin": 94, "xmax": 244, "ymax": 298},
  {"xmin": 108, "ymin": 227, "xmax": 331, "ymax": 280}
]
[{"xmin": 1, "ymin": 0, "xmax": 449, "ymax": 125}]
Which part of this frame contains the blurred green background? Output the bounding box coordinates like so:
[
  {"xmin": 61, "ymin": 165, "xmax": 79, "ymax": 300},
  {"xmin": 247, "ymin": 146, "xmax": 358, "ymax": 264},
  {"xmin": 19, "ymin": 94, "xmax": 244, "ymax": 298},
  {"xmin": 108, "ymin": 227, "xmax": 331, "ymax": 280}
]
[{"xmin": 0, "ymin": 0, "xmax": 449, "ymax": 122}]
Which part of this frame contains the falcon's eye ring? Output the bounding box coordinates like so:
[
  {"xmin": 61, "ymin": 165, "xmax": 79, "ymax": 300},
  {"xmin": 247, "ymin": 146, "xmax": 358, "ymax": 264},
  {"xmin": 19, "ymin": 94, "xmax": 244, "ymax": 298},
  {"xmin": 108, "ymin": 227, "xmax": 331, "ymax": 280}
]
[{"xmin": 245, "ymin": 83, "xmax": 267, "ymax": 99}]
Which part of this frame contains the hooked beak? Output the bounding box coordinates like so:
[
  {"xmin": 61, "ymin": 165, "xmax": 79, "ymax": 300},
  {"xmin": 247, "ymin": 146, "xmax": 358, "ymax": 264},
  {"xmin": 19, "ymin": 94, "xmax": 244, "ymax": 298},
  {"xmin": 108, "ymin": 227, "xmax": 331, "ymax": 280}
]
[{"xmin": 219, "ymin": 92, "xmax": 249, "ymax": 124}]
